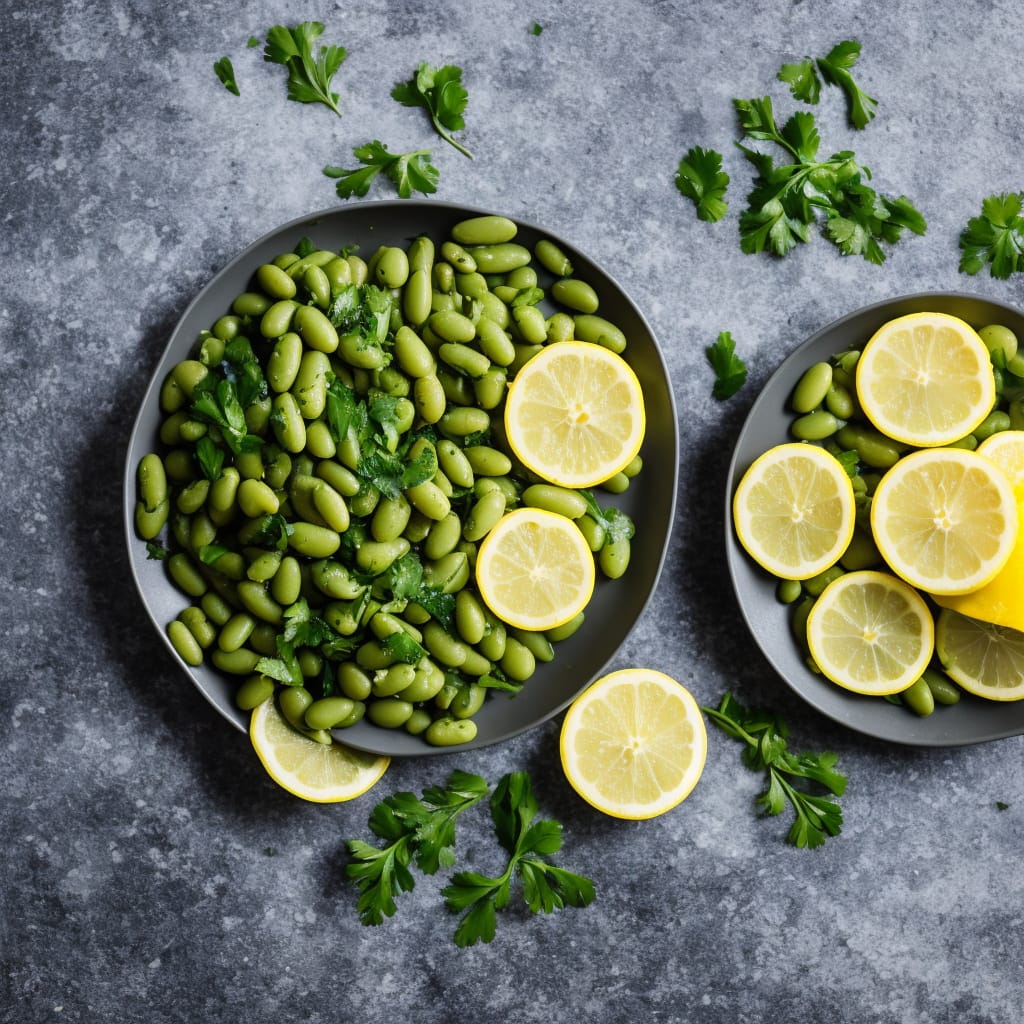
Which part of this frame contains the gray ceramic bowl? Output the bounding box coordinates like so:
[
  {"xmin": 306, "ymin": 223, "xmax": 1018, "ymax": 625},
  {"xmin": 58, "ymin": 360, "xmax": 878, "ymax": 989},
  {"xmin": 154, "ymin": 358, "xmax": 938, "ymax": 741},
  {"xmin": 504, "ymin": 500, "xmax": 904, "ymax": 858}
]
[
  {"xmin": 726, "ymin": 292, "xmax": 1024, "ymax": 747},
  {"xmin": 124, "ymin": 200, "xmax": 677, "ymax": 755}
]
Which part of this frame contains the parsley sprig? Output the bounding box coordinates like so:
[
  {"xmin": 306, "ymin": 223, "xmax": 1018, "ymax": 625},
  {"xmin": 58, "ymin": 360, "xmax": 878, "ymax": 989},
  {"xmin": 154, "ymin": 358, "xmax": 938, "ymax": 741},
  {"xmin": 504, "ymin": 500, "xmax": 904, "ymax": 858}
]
[
  {"xmin": 778, "ymin": 40, "xmax": 878, "ymax": 129},
  {"xmin": 442, "ymin": 772, "xmax": 595, "ymax": 947},
  {"xmin": 324, "ymin": 141, "xmax": 439, "ymax": 199},
  {"xmin": 959, "ymin": 192, "xmax": 1024, "ymax": 279},
  {"xmin": 702, "ymin": 692, "xmax": 847, "ymax": 848},
  {"xmin": 734, "ymin": 96, "xmax": 926, "ymax": 262},
  {"xmin": 392, "ymin": 62, "xmax": 473, "ymax": 159},
  {"xmin": 213, "ymin": 56, "xmax": 240, "ymax": 96},
  {"xmin": 345, "ymin": 770, "xmax": 594, "ymax": 945},
  {"xmin": 263, "ymin": 21, "xmax": 347, "ymax": 116},
  {"xmin": 346, "ymin": 770, "xmax": 490, "ymax": 924}
]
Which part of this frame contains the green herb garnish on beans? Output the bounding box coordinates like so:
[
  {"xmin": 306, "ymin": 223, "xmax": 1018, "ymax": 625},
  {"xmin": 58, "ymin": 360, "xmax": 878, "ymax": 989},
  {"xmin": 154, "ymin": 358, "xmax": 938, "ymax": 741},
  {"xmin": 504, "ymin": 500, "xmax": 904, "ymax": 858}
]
[
  {"xmin": 263, "ymin": 21, "xmax": 347, "ymax": 116},
  {"xmin": 778, "ymin": 40, "xmax": 877, "ymax": 129},
  {"xmin": 674, "ymin": 146, "xmax": 730, "ymax": 223},
  {"xmin": 213, "ymin": 56, "xmax": 240, "ymax": 96},
  {"xmin": 958, "ymin": 193, "xmax": 1024, "ymax": 279},
  {"xmin": 391, "ymin": 62, "xmax": 473, "ymax": 159},
  {"xmin": 706, "ymin": 331, "xmax": 747, "ymax": 399},
  {"xmin": 323, "ymin": 141, "xmax": 439, "ymax": 199},
  {"xmin": 734, "ymin": 97, "xmax": 926, "ymax": 262},
  {"xmin": 702, "ymin": 692, "xmax": 847, "ymax": 848}
]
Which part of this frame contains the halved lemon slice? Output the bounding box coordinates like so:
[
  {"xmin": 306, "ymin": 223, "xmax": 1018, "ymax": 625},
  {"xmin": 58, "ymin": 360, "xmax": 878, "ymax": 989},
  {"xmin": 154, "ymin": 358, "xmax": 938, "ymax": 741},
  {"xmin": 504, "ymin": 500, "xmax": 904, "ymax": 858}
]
[
  {"xmin": 977, "ymin": 430, "xmax": 1024, "ymax": 499},
  {"xmin": 503, "ymin": 341, "xmax": 645, "ymax": 489},
  {"xmin": 249, "ymin": 697, "xmax": 389, "ymax": 803},
  {"xmin": 805, "ymin": 570, "xmax": 934, "ymax": 695},
  {"xmin": 935, "ymin": 607, "xmax": 1024, "ymax": 700},
  {"xmin": 559, "ymin": 668, "xmax": 707, "ymax": 820},
  {"xmin": 870, "ymin": 448, "xmax": 1018, "ymax": 595},
  {"xmin": 855, "ymin": 311, "xmax": 995, "ymax": 447},
  {"xmin": 475, "ymin": 506, "xmax": 596, "ymax": 631},
  {"xmin": 732, "ymin": 442, "xmax": 856, "ymax": 580}
]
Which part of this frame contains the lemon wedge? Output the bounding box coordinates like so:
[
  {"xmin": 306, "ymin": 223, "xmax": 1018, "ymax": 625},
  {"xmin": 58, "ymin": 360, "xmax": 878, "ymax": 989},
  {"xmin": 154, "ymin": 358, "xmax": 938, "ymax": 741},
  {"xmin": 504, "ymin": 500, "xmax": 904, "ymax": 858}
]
[
  {"xmin": 559, "ymin": 669, "xmax": 707, "ymax": 820},
  {"xmin": 977, "ymin": 430, "xmax": 1024, "ymax": 500}
]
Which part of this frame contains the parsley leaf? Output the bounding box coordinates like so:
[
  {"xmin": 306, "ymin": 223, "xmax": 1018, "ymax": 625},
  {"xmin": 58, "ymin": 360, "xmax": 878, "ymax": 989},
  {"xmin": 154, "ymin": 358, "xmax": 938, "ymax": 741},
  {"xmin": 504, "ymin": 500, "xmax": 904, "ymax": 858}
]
[
  {"xmin": 442, "ymin": 772, "xmax": 595, "ymax": 947},
  {"xmin": 324, "ymin": 141, "xmax": 439, "ymax": 199},
  {"xmin": 213, "ymin": 56, "xmax": 240, "ymax": 96},
  {"xmin": 675, "ymin": 146, "xmax": 730, "ymax": 223},
  {"xmin": 392, "ymin": 62, "xmax": 473, "ymax": 159},
  {"xmin": 195, "ymin": 436, "xmax": 224, "ymax": 481},
  {"xmin": 817, "ymin": 40, "xmax": 877, "ymax": 130},
  {"xmin": 346, "ymin": 770, "xmax": 490, "ymax": 925},
  {"xmin": 578, "ymin": 490, "xmax": 635, "ymax": 548},
  {"xmin": 705, "ymin": 331, "xmax": 747, "ymax": 400},
  {"xmin": 145, "ymin": 540, "xmax": 168, "ymax": 560},
  {"xmin": 263, "ymin": 21, "xmax": 347, "ymax": 117},
  {"xmin": 959, "ymin": 193, "xmax": 1024, "ymax": 279},
  {"xmin": 702, "ymin": 692, "xmax": 847, "ymax": 849},
  {"xmin": 778, "ymin": 41, "xmax": 877, "ymax": 129}
]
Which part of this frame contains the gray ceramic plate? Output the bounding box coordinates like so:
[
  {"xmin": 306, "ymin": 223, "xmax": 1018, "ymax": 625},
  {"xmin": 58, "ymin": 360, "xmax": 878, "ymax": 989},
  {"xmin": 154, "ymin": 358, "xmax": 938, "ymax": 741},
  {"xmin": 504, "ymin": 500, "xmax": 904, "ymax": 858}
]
[
  {"xmin": 726, "ymin": 292, "xmax": 1024, "ymax": 747},
  {"xmin": 125, "ymin": 200, "xmax": 677, "ymax": 755}
]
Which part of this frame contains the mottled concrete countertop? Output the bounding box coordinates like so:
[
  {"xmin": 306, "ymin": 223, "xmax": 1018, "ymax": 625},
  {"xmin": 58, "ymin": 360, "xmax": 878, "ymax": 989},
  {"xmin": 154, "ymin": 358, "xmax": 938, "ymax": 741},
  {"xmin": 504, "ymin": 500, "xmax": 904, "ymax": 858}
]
[{"xmin": 3, "ymin": 1, "xmax": 1023, "ymax": 1022}]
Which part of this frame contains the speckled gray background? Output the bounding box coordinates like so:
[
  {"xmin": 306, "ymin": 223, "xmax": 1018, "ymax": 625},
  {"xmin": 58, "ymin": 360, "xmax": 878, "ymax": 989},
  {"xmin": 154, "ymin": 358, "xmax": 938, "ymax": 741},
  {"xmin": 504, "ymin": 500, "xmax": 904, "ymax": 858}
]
[{"xmin": 3, "ymin": 1, "xmax": 1024, "ymax": 1021}]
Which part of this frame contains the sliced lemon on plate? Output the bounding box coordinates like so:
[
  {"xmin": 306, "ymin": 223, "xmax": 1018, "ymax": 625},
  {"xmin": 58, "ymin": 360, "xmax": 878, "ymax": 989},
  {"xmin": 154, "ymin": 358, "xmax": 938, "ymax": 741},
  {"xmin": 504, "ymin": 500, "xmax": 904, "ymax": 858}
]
[
  {"xmin": 503, "ymin": 340, "xmax": 645, "ymax": 489},
  {"xmin": 870, "ymin": 448, "xmax": 1018, "ymax": 596},
  {"xmin": 935, "ymin": 607, "xmax": 1024, "ymax": 701},
  {"xmin": 559, "ymin": 668, "xmax": 707, "ymax": 820},
  {"xmin": 805, "ymin": 570, "xmax": 935, "ymax": 695},
  {"xmin": 250, "ymin": 697, "xmax": 389, "ymax": 803},
  {"xmin": 855, "ymin": 311, "xmax": 996, "ymax": 447},
  {"xmin": 475, "ymin": 507, "xmax": 595, "ymax": 631},
  {"xmin": 977, "ymin": 429, "xmax": 1024, "ymax": 498},
  {"xmin": 732, "ymin": 442, "xmax": 856, "ymax": 580}
]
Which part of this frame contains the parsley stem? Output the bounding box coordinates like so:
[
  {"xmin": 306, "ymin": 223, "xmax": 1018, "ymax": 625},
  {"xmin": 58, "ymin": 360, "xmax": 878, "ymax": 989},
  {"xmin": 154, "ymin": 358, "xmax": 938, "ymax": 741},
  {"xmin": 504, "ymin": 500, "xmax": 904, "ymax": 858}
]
[{"xmin": 433, "ymin": 115, "xmax": 473, "ymax": 159}]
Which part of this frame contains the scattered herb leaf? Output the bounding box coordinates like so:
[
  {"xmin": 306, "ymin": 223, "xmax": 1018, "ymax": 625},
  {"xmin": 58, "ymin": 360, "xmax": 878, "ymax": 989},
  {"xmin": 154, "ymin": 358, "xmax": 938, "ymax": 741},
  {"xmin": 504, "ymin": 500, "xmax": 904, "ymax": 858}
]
[
  {"xmin": 214, "ymin": 56, "xmax": 240, "ymax": 96},
  {"xmin": 958, "ymin": 193, "xmax": 1024, "ymax": 279},
  {"xmin": 531, "ymin": 22, "xmax": 543, "ymax": 36},
  {"xmin": 702, "ymin": 692, "xmax": 847, "ymax": 848},
  {"xmin": 705, "ymin": 331, "xmax": 747, "ymax": 399},
  {"xmin": 778, "ymin": 40, "xmax": 877, "ymax": 129},
  {"xmin": 145, "ymin": 541, "xmax": 168, "ymax": 560},
  {"xmin": 675, "ymin": 146, "xmax": 730, "ymax": 223},
  {"xmin": 324, "ymin": 141, "xmax": 439, "ymax": 199},
  {"xmin": 391, "ymin": 62, "xmax": 473, "ymax": 158},
  {"xmin": 263, "ymin": 21, "xmax": 347, "ymax": 117},
  {"xmin": 247, "ymin": 36, "xmax": 260, "ymax": 48}
]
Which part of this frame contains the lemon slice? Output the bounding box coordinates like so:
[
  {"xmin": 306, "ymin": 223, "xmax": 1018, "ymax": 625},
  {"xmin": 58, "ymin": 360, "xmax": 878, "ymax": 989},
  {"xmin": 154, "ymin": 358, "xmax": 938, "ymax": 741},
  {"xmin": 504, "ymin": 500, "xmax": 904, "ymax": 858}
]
[
  {"xmin": 932, "ymin": 499, "xmax": 1024, "ymax": 631},
  {"xmin": 805, "ymin": 570, "xmax": 934, "ymax": 695},
  {"xmin": 977, "ymin": 430, "xmax": 1024, "ymax": 499},
  {"xmin": 870, "ymin": 448, "xmax": 1018, "ymax": 595},
  {"xmin": 559, "ymin": 668, "xmax": 707, "ymax": 820},
  {"xmin": 732, "ymin": 442, "xmax": 856, "ymax": 580},
  {"xmin": 855, "ymin": 312, "xmax": 995, "ymax": 447},
  {"xmin": 475, "ymin": 507, "xmax": 595, "ymax": 630},
  {"xmin": 503, "ymin": 341, "xmax": 645, "ymax": 488},
  {"xmin": 935, "ymin": 607, "xmax": 1024, "ymax": 700},
  {"xmin": 249, "ymin": 697, "xmax": 389, "ymax": 803}
]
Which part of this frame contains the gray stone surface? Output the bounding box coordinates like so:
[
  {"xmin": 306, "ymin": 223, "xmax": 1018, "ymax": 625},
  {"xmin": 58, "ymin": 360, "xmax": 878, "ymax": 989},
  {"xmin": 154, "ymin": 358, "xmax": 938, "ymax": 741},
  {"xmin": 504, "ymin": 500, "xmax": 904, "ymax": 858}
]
[{"xmin": 3, "ymin": 1, "xmax": 1024, "ymax": 1021}]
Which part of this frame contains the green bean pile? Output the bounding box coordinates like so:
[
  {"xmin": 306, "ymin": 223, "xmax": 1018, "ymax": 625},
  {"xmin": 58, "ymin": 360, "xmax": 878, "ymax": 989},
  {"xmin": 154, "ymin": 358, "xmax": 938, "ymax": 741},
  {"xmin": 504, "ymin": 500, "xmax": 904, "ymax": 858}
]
[
  {"xmin": 134, "ymin": 214, "xmax": 643, "ymax": 747},
  {"xmin": 777, "ymin": 320, "xmax": 1024, "ymax": 718}
]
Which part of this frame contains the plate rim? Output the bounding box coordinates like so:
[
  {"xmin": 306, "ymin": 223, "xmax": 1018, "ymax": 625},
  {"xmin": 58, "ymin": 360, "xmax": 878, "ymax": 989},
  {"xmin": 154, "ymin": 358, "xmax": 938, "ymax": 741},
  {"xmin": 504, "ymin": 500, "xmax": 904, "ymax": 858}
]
[
  {"xmin": 725, "ymin": 290, "xmax": 1024, "ymax": 748},
  {"xmin": 123, "ymin": 198, "xmax": 679, "ymax": 756}
]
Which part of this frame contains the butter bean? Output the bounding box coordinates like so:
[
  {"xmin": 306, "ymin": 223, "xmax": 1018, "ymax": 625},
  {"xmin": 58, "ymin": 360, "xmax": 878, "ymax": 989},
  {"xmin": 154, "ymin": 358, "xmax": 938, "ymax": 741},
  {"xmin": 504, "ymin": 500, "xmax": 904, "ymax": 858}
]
[{"xmin": 791, "ymin": 361, "xmax": 833, "ymax": 413}]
